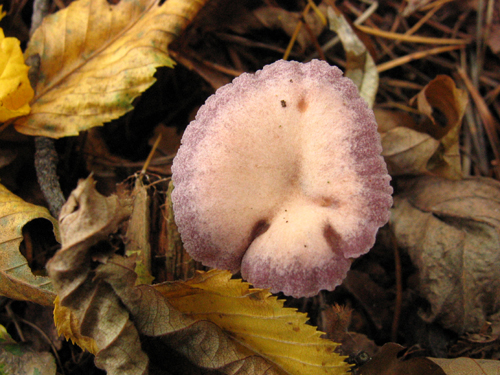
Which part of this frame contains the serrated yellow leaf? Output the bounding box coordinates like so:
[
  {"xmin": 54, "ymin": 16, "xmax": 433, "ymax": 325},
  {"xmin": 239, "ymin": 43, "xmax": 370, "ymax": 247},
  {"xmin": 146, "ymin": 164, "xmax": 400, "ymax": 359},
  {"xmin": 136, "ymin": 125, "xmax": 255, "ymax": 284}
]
[
  {"xmin": 0, "ymin": 27, "xmax": 34, "ymax": 122},
  {"xmin": 15, "ymin": 0, "xmax": 207, "ymax": 138},
  {"xmin": 155, "ymin": 270, "xmax": 350, "ymax": 375},
  {"xmin": 53, "ymin": 296, "xmax": 99, "ymax": 354}
]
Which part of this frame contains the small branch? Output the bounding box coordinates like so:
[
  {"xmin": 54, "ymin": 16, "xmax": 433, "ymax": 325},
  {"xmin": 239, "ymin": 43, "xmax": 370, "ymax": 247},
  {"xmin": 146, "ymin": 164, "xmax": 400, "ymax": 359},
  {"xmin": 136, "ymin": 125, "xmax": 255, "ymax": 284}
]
[{"xmin": 35, "ymin": 137, "xmax": 65, "ymax": 217}]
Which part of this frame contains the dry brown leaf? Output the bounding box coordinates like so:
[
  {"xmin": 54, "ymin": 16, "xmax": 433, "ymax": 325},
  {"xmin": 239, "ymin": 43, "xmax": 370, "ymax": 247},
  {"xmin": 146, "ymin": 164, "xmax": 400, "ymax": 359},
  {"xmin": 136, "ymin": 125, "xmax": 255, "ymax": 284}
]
[
  {"xmin": 376, "ymin": 109, "xmax": 440, "ymax": 176},
  {"xmin": 253, "ymin": 6, "xmax": 325, "ymax": 53},
  {"xmin": 15, "ymin": 0, "xmax": 208, "ymax": 138},
  {"xmin": 377, "ymin": 75, "xmax": 467, "ymax": 179},
  {"xmin": 47, "ymin": 177, "xmax": 349, "ymax": 375},
  {"xmin": 391, "ymin": 176, "xmax": 500, "ymax": 334},
  {"xmin": 357, "ymin": 343, "xmax": 445, "ymax": 375},
  {"xmin": 429, "ymin": 357, "xmax": 500, "ymax": 375},
  {"xmin": 0, "ymin": 183, "xmax": 58, "ymax": 306},
  {"xmin": 409, "ymin": 75, "xmax": 468, "ymax": 179}
]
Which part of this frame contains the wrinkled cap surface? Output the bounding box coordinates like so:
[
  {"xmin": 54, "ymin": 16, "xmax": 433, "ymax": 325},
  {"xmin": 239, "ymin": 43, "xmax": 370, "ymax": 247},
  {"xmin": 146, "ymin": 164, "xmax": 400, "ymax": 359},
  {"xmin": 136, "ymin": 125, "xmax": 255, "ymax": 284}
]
[{"xmin": 172, "ymin": 59, "xmax": 393, "ymax": 297}]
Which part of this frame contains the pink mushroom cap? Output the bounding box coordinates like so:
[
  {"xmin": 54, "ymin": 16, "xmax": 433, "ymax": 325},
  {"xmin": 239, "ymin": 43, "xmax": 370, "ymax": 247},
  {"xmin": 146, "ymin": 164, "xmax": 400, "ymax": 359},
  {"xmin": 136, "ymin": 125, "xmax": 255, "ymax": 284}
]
[{"xmin": 172, "ymin": 59, "xmax": 393, "ymax": 297}]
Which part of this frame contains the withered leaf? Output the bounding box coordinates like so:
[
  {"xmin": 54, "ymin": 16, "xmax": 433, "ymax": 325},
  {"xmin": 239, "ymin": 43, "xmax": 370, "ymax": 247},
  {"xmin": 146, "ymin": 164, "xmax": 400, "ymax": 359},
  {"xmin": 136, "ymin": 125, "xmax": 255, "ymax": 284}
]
[
  {"xmin": 409, "ymin": 75, "xmax": 468, "ymax": 179},
  {"xmin": 429, "ymin": 357, "xmax": 500, "ymax": 375},
  {"xmin": 377, "ymin": 75, "xmax": 467, "ymax": 179},
  {"xmin": 391, "ymin": 176, "xmax": 500, "ymax": 334},
  {"xmin": 357, "ymin": 343, "xmax": 445, "ymax": 375},
  {"xmin": 48, "ymin": 177, "xmax": 349, "ymax": 375},
  {"xmin": 376, "ymin": 109, "xmax": 440, "ymax": 176},
  {"xmin": 0, "ymin": 183, "xmax": 58, "ymax": 306}
]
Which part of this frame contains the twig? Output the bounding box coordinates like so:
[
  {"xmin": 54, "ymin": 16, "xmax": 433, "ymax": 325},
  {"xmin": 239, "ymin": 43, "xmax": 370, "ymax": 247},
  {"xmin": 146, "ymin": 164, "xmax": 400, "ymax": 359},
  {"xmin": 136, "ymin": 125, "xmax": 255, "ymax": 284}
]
[
  {"xmin": 376, "ymin": 45, "xmax": 462, "ymax": 72},
  {"xmin": 35, "ymin": 137, "xmax": 65, "ymax": 217}
]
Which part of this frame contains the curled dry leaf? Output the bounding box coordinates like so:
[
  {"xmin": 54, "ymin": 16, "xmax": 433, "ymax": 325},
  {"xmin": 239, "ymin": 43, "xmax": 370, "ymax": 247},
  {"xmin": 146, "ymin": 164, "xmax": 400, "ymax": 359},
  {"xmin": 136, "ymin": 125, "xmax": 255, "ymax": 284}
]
[
  {"xmin": 15, "ymin": 0, "xmax": 208, "ymax": 138},
  {"xmin": 429, "ymin": 357, "xmax": 500, "ymax": 375},
  {"xmin": 0, "ymin": 183, "xmax": 58, "ymax": 306},
  {"xmin": 378, "ymin": 75, "xmax": 467, "ymax": 179},
  {"xmin": 48, "ymin": 177, "xmax": 349, "ymax": 375},
  {"xmin": 391, "ymin": 176, "xmax": 500, "ymax": 334}
]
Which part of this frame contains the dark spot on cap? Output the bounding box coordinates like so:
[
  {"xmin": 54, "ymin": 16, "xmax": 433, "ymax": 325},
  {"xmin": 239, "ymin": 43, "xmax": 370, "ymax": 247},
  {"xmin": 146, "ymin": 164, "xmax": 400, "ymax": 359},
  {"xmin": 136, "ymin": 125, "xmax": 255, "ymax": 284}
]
[
  {"xmin": 324, "ymin": 224, "xmax": 341, "ymax": 250},
  {"xmin": 318, "ymin": 196, "xmax": 336, "ymax": 207},
  {"xmin": 297, "ymin": 97, "xmax": 308, "ymax": 113},
  {"xmin": 249, "ymin": 219, "xmax": 270, "ymax": 243},
  {"xmin": 281, "ymin": 100, "xmax": 287, "ymax": 108}
]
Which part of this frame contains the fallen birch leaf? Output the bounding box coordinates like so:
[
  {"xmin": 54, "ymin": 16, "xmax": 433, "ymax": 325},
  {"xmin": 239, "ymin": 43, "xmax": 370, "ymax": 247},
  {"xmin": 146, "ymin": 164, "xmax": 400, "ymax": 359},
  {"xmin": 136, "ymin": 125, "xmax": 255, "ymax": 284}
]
[
  {"xmin": 0, "ymin": 324, "xmax": 57, "ymax": 375},
  {"xmin": 47, "ymin": 177, "xmax": 349, "ymax": 375},
  {"xmin": 0, "ymin": 183, "xmax": 58, "ymax": 306},
  {"xmin": 391, "ymin": 176, "xmax": 500, "ymax": 334},
  {"xmin": 0, "ymin": 6, "xmax": 34, "ymax": 122},
  {"xmin": 15, "ymin": 0, "xmax": 208, "ymax": 138},
  {"xmin": 327, "ymin": 7, "xmax": 378, "ymax": 108},
  {"xmin": 155, "ymin": 269, "xmax": 350, "ymax": 375},
  {"xmin": 429, "ymin": 357, "xmax": 500, "ymax": 375}
]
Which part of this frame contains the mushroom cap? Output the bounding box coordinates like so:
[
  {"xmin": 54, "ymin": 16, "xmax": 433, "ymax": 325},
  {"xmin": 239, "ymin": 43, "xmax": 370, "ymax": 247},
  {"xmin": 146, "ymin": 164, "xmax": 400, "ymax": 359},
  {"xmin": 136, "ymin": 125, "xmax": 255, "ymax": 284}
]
[{"xmin": 172, "ymin": 59, "xmax": 393, "ymax": 297}]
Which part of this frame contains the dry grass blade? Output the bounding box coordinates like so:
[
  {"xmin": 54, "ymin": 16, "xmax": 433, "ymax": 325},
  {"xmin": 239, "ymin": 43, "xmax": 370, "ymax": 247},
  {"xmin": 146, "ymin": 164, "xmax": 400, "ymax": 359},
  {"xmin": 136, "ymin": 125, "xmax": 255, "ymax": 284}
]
[{"xmin": 356, "ymin": 24, "xmax": 471, "ymax": 44}]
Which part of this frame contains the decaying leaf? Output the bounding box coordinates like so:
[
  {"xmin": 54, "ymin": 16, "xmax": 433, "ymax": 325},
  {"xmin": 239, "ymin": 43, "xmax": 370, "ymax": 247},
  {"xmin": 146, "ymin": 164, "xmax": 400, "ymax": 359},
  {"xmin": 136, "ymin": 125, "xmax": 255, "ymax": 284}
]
[
  {"xmin": 47, "ymin": 177, "xmax": 349, "ymax": 375},
  {"xmin": 0, "ymin": 6, "xmax": 34, "ymax": 122},
  {"xmin": 429, "ymin": 357, "xmax": 500, "ymax": 375},
  {"xmin": 0, "ymin": 323, "xmax": 57, "ymax": 375},
  {"xmin": 377, "ymin": 75, "xmax": 467, "ymax": 178},
  {"xmin": 0, "ymin": 183, "xmax": 58, "ymax": 306},
  {"xmin": 377, "ymin": 109, "xmax": 440, "ymax": 176},
  {"xmin": 327, "ymin": 7, "xmax": 378, "ymax": 108},
  {"xmin": 15, "ymin": 0, "xmax": 208, "ymax": 138},
  {"xmin": 391, "ymin": 176, "xmax": 500, "ymax": 334},
  {"xmin": 357, "ymin": 343, "xmax": 445, "ymax": 375},
  {"xmin": 409, "ymin": 75, "xmax": 468, "ymax": 179}
]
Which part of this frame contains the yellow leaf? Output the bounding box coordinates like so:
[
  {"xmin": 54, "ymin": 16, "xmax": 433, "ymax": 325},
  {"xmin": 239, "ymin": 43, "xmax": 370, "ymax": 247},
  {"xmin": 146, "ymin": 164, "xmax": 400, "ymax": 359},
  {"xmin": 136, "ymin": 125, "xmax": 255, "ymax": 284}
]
[
  {"xmin": 15, "ymin": 0, "xmax": 208, "ymax": 138},
  {"xmin": 53, "ymin": 296, "xmax": 99, "ymax": 354},
  {"xmin": 155, "ymin": 270, "xmax": 350, "ymax": 375},
  {"xmin": 0, "ymin": 26, "xmax": 34, "ymax": 122},
  {"xmin": 0, "ymin": 183, "xmax": 59, "ymax": 306}
]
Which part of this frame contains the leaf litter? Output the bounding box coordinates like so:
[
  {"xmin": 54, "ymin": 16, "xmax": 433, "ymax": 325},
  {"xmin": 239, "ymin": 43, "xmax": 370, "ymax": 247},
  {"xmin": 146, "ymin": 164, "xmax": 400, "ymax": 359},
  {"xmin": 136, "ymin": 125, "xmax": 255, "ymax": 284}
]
[
  {"xmin": 0, "ymin": 0, "xmax": 500, "ymax": 373},
  {"xmin": 48, "ymin": 176, "xmax": 350, "ymax": 375}
]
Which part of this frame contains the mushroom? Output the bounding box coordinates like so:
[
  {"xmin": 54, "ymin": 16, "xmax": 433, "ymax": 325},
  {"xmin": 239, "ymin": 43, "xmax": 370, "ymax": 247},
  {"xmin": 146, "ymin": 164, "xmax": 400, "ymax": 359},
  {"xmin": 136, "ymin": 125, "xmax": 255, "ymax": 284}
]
[{"xmin": 172, "ymin": 59, "xmax": 392, "ymax": 297}]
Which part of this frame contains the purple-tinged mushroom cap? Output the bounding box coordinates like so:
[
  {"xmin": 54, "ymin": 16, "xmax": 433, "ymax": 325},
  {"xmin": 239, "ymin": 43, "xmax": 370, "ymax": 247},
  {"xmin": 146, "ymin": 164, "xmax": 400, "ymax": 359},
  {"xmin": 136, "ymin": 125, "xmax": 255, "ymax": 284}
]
[{"xmin": 172, "ymin": 59, "xmax": 393, "ymax": 298}]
